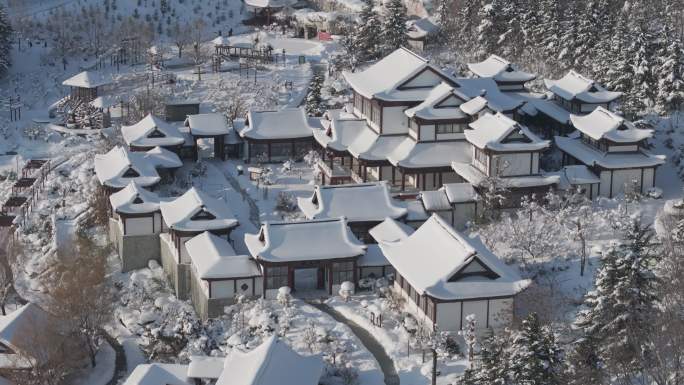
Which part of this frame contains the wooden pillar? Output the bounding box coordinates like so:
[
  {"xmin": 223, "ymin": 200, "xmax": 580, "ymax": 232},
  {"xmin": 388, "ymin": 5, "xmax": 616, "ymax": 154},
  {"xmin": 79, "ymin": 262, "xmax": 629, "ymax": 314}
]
[
  {"xmin": 328, "ymin": 264, "xmax": 333, "ymax": 294},
  {"xmin": 401, "ymin": 171, "xmax": 406, "ymax": 191},
  {"xmin": 363, "ymin": 166, "xmax": 368, "ymax": 182}
]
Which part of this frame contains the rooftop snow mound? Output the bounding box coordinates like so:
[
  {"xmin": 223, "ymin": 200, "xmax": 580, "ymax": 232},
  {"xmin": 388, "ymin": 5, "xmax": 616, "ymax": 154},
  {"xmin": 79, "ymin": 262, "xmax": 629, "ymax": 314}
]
[
  {"xmin": 544, "ymin": 70, "xmax": 621, "ymax": 103},
  {"xmin": 123, "ymin": 363, "xmax": 191, "ymax": 385},
  {"xmin": 62, "ymin": 70, "xmax": 111, "ymax": 88},
  {"xmin": 122, "ymin": 114, "xmax": 185, "ymax": 148},
  {"xmin": 160, "ymin": 187, "xmax": 239, "ymax": 232},
  {"xmin": 185, "ymin": 113, "xmax": 230, "ymax": 136},
  {"xmin": 94, "ymin": 146, "xmax": 181, "ymax": 189},
  {"xmin": 109, "ymin": 182, "xmax": 165, "ymax": 214},
  {"xmin": 297, "ymin": 182, "xmax": 407, "ymax": 222},
  {"xmin": 467, "ymin": 55, "xmax": 536, "ymax": 83},
  {"xmin": 186, "ymin": 232, "xmax": 260, "ymax": 280},
  {"xmin": 216, "ymin": 336, "xmax": 324, "ymax": 385},
  {"xmin": 377, "ymin": 215, "xmax": 531, "ymax": 300},
  {"xmin": 245, "ymin": 218, "xmax": 366, "ymax": 263},
  {"xmin": 242, "ymin": 108, "xmax": 314, "ymax": 140},
  {"xmin": 466, "ymin": 112, "xmax": 550, "ymax": 151},
  {"xmin": 569, "ymin": 107, "xmax": 653, "ymax": 143}
]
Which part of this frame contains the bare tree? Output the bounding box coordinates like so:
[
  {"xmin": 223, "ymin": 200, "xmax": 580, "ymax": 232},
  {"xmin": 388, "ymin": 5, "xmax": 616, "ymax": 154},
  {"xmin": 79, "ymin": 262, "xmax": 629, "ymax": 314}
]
[
  {"xmin": 189, "ymin": 18, "xmax": 207, "ymax": 65},
  {"xmin": 171, "ymin": 21, "xmax": 191, "ymax": 59},
  {"xmin": 44, "ymin": 231, "xmax": 113, "ymax": 368}
]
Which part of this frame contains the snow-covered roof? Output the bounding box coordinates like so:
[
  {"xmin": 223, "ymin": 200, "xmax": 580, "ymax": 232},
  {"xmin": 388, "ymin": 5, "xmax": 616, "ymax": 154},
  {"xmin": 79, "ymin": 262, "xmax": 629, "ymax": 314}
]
[
  {"xmin": 555, "ymin": 136, "xmax": 666, "ymax": 169},
  {"xmin": 212, "ymin": 36, "xmax": 231, "ymax": 46},
  {"xmin": 420, "ymin": 189, "xmax": 452, "ymax": 211},
  {"xmin": 122, "ymin": 114, "xmax": 186, "ymax": 148},
  {"xmin": 443, "ymin": 183, "xmax": 479, "ymax": 203},
  {"xmin": 216, "ymin": 336, "xmax": 324, "ymax": 385},
  {"xmin": 123, "ymin": 364, "xmax": 191, "ymax": 385},
  {"xmin": 359, "ymin": 244, "xmax": 390, "ymax": 267},
  {"xmin": 109, "ymin": 182, "xmax": 163, "ymax": 215},
  {"xmin": 451, "ymin": 162, "xmax": 560, "ymax": 188},
  {"xmin": 377, "ymin": 215, "xmax": 531, "ymax": 300},
  {"xmin": 544, "ymin": 70, "xmax": 621, "ymax": 103},
  {"xmin": 467, "ymin": 55, "xmax": 536, "ymax": 83},
  {"xmin": 188, "ymin": 356, "xmax": 224, "ymax": 379},
  {"xmin": 186, "ymin": 232, "xmax": 261, "ymax": 280},
  {"xmin": 245, "ymin": 218, "xmax": 365, "ymax": 263},
  {"xmin": 528, "ymin": 98, "xmax": 571, "ymax": 124},
  {"xmin": 561, "ymin": 165, "xmax": 600, "ymax": 185},
  {"xmin": 144, "ymin": 146, "xmax": 184, "ymax": 168},
  {"xmin": 347, "ymin": 128, "xmax": 405, "ymax": 162},
  {"xmin": 297, "ymin": 182, "xmax": 407, "ymax": 222},
  {"xmin": 407, "ymin": 17, "xmax": 439, "ymax": 40},
  {"xmin": 343, "ymin": 47, "xmax": 449, "ymax": 101},
  {"xmin": 90, "ymin": 95, "xmax": 119, "ymax": 109},
  {"xmin": 312, "ymin": 114, "xmax": 367, "ymax": 152},
  {"xmin": 458, "ymin": 96, "xmax": 488, "ymax": 116},
  {"xmin": 244, "ymin": 0, "xmax": 297, "ymax": 8},
  {"xmin": 466, "ymin": 112, "xmax": 550, "ymax": 151},
  {"xmin": 185, "ymin": 113, "xmax": 230, "ymax": 136},
  {"xmin": 453, "ymin": 77, "xmax": 524, "ymax": 112},
  {"xmin": 387, "ymin": 137, "xmax": 471, "ymax": 169},
  {"xmin": 62, "ymin": 71, "xmax": 111, "ymax": 88},
  {"xmin": 569, "ymin": 107, "xmax": 653, "ymax": 143},
  {"xmin": 242, "ymin": 108, "xmax": 314, "ymax": 140},
  {"xmin": 369, "ymin": 217, "xmax": 415, "ymax": 244},
  {"xmin": 95, "ymin": 146, "xmax": 169, "ymax": 188},
  {"xmin": 0, "ymin": 303, "xmax": 50, "ymax": 369},
  {"xmin": 160, "ymin": 187, "xmax": 239, "ymax": 232},
  {"xmin": 404, "ymin": 82, "xmax": 469, "ymax": 121}
]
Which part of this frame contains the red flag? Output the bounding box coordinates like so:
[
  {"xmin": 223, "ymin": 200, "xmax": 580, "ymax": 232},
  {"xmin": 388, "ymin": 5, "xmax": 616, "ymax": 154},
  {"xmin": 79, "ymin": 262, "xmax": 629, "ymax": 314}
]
[{"xmin": 318, "ymin": 31, "xmax": 332, "ymax": 41}]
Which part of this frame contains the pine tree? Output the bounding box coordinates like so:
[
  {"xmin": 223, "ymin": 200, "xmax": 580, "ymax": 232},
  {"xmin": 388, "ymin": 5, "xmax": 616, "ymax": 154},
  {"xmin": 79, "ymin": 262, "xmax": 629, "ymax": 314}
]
[
  {"xmin": 382, "ymin": 0, "xmax": 407, "ymax": 54},
  {"xmin": 534, "ymin": 0, "xmax": 561, "ymax": 64},
  {"xmin": 0, "ymin": 4, "xmax": 12, "ymax": 78},
  {"xmin": 565, "ymin": 336, "xmax": 605, "ymax": 385},
  {"xmin": 575, "ymin": 218, "xmax": 660, "ymax": 382},
  {"xmin": 476, "ymin": 0, "xmax": 505, "ymax": 58},
  {"xmin": 454, "ymin": 0, "xmax": 481, "ymax": 55},
  {"xmin": 508, "ymin": 313, "xmax": 564, "ymax": 385},
  {"xmin": 655, "ymin": 3, "xmax": 684, "ymax": 112},
  {"xmin": 471, "ymin": 332, "xmax": 511, "ymax": 385},
  {"xmin": 305, "ymin": 74, "xmax": 325, "ymax": 117},
  {"xmin": 356, "ymin": 0, "xmax": 382, "ymax": 62}
]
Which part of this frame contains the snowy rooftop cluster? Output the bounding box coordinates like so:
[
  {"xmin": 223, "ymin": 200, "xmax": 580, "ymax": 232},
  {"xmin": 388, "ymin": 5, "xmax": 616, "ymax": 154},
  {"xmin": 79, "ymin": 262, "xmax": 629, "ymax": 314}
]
[
  {"xmin": 62, "ymin": 70, "xmax": 111, "ymax": 88},
  {"xmin": 242, "ymin": 107, "xmax": 316, "ymax": 141},
  {"xmin": 467, "ymin": 55, "xmax": 537, "ymax": 83},
  {"xmin": 124, "ymin": 336, "xmax": 323, "ymax": 385},
  {"xmin": 185, "ymin": 113, "xmax": 231, "ymax": 137},
  {"xmin": 94, "ymin": 146, "xmax": 182, "ymax": 189},
  {"xmin": 160, "ymin": 187, "xmax": 239, "ymax": 232},
  {"xmin": 109, "ymin": 181, "xmax": 167, "ymax": 215},
  {"xmin": 544, "ymin": 70, "xmax": 622, "ymax": 104},
  {"xmin": 465, "ymin": 112, "xmax": 550, "ymax": 152},
  {"xmin": 420, "ymin": 183, "xmax": 479, "ymax": 211},
  {"xmin": 0, "ymin": 303, "xmax": 51, "ymax": 370},
  {"xmin": 569, "ymin": 107, "xmax": 653, "ymax": 143},
  {"xmin": 186, "ymin": 232, "xmax": 260, "ymax": 280}
]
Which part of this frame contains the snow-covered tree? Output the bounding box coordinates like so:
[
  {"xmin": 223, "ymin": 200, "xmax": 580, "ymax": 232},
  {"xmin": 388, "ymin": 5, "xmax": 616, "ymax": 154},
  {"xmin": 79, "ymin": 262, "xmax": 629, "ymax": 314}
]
[
  {"xmin": 459, "ymin": 331, "xmax": 510, "ymax": 385},
  {"xmin": 508, "ymin": 313, "xmax": 564, "ymax": 385},
  {"xmin": 382, "ymin": 0, "xmax": 407, "ymax": 54},
  {"xmin": 460, "ymin": 314, "xmax": 478, "ymax": 364},
  {"xmin": 654, "ymin": 11, "xmax": 684, "ymax": 112},
  {"xmin": 305, "ymin": 73, "xmax": 325, "ymax": 117},
  {"xmin": 0, "ymin": 5, "xmax": 13, "ymax": 77},
  {"xmin": 575, "ymin": 218, "xmax": 660, "ymax": 383},
  {"xmin": 355, "ymin": 0, "xmax": 382, "ymax": 62}
]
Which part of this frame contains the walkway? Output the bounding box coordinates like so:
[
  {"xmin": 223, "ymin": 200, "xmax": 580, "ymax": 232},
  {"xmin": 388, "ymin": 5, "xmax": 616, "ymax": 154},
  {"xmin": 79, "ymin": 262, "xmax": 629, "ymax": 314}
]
[
  {"xmin": 101, "ymin": 330, "xmax": 128, "ymax": 385},
  {"xmin": 216, "ymin": 162, "xmax": 261, "ymax": 228},
  {"xmin": 309, "ymin": 301, "xmax": 400, "ymax": 385}
]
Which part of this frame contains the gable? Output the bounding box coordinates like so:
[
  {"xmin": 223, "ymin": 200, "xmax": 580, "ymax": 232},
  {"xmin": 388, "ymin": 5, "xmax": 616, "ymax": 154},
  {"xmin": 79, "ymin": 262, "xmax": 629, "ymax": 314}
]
[
  {"xmin": 501, "ymin": 129, "xmax": 532, "ymax": 144},
  {"xmin": 132, "ymin": 195, "xmax": 144, "ymax": 204},
  {"xmin": 122, "ymin": 167, "xmax": 141, "ymax": 178},
  {"xmin": 399, "ymin": 68, "xmax": 447, "ymax": 90},
  {"xmin": 448, "ymin": 256, "xmax": 500, "ymax": 281},
  {"xmin": 148, "ymin": 128, "xmax": 166, "ymax": 138},
  {"xmin": 435, "ymin": 94, "xmax": 463, "ymax": 108},
  {"xmin": 191, "ymin": 208, "xmax": 217, "ymax": 221}
]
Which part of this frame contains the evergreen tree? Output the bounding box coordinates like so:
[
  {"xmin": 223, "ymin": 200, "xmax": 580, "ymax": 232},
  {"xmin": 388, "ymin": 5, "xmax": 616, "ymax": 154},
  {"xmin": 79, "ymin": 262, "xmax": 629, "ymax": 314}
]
[
  {"xmin": 565, "ymin": 337, "xmax": 605, "ymax": 385},
  {"xmin": 575, "ymin": 218, "xmax": 660, "ymax": 382},
  {"xmin": 305, "ymin": 74, "xmax": 325, "ymax": 117},
  {"xmin": 476, "ymin": 0, "xmax": 507, "ymax": 58},
  {"xmin": 454, "ymin": 0, "xmax": 481, "ymax": 55},
  {"xmin": 508, "ymin": 313, "xmax": 564, "ymax": 385},
  {"xmin": 0, "ymin": 4, "xmax": 12, "ymax": 78},
  {"xmin": 382, "ymin": 0, "xmax": 408, "ymax": 54},
  {"xmin": 557, "ymin": 1, "xmax": 581, "ymax": 68},
  {"xmin": 459, "ymin": 332, "xmax": 511, "ymax": 385},
  {"xmin": 356, "ymin": 0, "xmax": 382, "ymax": 62},
  {"xmin": 655, "ymin": 4, "xmax": 684, "ymax": 112},
  {"xmin": 534, "ymin": 0, "xmax": 561, "ymax": 64}
]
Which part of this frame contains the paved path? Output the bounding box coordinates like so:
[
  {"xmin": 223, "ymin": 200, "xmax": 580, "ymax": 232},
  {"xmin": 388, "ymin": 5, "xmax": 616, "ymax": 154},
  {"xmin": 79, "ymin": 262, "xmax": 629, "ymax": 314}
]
[
  {"xmin": 309, "ymin": 301, "xmax": 400, "ymax": 385},
  {"xmin": 101, "ymin": 330, "xmax": 127, "ymax": 385}
]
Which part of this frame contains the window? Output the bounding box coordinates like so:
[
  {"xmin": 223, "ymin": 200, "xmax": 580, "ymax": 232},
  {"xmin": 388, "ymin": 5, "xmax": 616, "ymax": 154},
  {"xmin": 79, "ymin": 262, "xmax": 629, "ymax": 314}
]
[
  {"xmin": 363, "ymin": 99, "xmax": 372, "ymax": 116},
  {"xmin": 148, "ymin": 128, "xmax": 166, "ymax": 138},
  {"xmin": 581, "ymin": 134, "xmax": 607, "ymax": 152},
  {"xmin": 191, "ymin": 209, "xmax": 216, "ymax": 220},
  {"xmin": 371, "ymin": 103, "xmax": 381, "ymax": 126},
  {"xmin": 474, "ymin": 147, "xmax": 488, "ymax": 166},
  {"xmin": 122, "ymin": 167, "xmax": 140, "ymax": 177},
  {"xmin": 333, "ymin": 261, "xmax": 354, "ymax": 284},
  {"xmin": 354, "ymin": 92, "xmax": 362, "ymax": 112},
  {"xmin": 266, "ymin": 266, "xmax": 289, "ymax": 289},
  {"xmin": 436, "ymin": 123, "xmax": 465, "ymax": 134}
]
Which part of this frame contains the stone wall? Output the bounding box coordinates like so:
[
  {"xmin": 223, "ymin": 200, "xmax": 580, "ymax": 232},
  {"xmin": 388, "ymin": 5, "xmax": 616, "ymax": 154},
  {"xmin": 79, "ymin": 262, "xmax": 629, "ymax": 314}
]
[
  {"xmin": 109, "ymin": 218, "xmax": 161, "ymax": 272},
  {"xmin": 160, "ymin": 235, "xmax": 191, "ymax": 300}
]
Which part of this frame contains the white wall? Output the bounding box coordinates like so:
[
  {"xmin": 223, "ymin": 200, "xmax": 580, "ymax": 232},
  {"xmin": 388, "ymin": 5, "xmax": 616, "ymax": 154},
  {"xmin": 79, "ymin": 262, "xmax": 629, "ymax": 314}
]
[
  {"xmin": 179, "ymin": 236, "xmax": 192, "ymax": 264},
  {"xmin": 453, "ymin": 202, "xmax": 477, "ymax": 230},
  {"xmin": 642, "ymin": 168, "xmax": 654, "ymax": 193},
  {"xmin": 492, "ymin": 153, "xmax": 533, "ymax": 176},
  {"xmin": 211, "ymin": 280, "xmax": 234, "ymax": 298},
  {"xmin": 488, "ymin": 298, "xmax": 513, "ymax": 328},
  {"xmin": 125, "ymin": 217, "xmax": 153, "ymax": 236},
  {"xmin": 436, "ymin": 132, "xmax": 465, "ymax": 141},
  {"xmin": 420, "ymin": 124, "xmax": 435, "ymax": 141},
  {"xmin": 608, "ymin": 144, "xmax": 638, "ymax": 152},
  {"xmin": 611, "ymin": 169, "xmax": 642, "ymax": 197},
  {"xmin": 383, "ymin": 107, "xmax": 410, "ymax": 134},
  {"xmin": 599, "ymin": 170, "xmax": 612, "ymax": 197},
  {"xmin": 442, "ymin": 172, "xmax": 462, "ymax": 184},
  {"xmin": 437, "ymin": 302, "xmax": 462, "ymax": 331}
]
